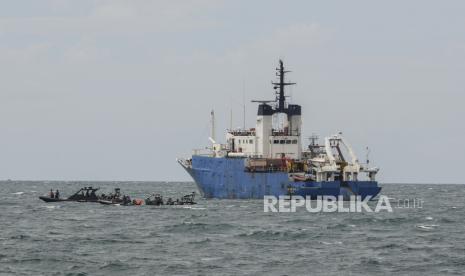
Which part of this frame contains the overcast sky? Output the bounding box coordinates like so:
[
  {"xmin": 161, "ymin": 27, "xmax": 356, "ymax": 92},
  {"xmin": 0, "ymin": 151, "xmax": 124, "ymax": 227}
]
[{"xmin": 1, "ymin": 0, "xmax": 464, "ymax": 183}]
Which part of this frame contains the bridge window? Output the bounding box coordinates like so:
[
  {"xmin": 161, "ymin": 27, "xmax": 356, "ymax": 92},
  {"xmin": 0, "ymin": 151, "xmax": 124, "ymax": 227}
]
[
  {"xmin": 292, "ymin": 140, "xmax": 297, "ymax": 144},
  {"xmin": 249, "ymin": 140, "xmax": 253, "ymax": 144},
  {"xmin": 274, "ymin": 140, "xmax": 279, "ymax": 144},
  {"xmin": 280, "ymin": 140, "xmax": 285, "ymax": 144},
  {"xmin": 286, "ymin": 140, "xmax": 291, "ymax": 144}
]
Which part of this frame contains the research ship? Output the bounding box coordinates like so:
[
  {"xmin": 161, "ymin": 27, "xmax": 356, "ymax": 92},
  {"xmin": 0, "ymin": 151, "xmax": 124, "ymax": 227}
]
[{"xmin": 178, "ymin": 60, "xmax": 381, "ymax": 199}]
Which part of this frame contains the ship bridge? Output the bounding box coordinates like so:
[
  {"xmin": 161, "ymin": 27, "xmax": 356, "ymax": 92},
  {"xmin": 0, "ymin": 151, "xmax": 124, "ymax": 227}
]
[{"xmin": 225, "ymin": 60, "xmax": 302, "ymax": 159}]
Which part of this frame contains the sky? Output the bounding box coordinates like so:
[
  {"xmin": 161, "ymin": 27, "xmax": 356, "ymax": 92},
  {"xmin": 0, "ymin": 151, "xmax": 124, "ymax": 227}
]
[{"xmin": 1, "ymin": 0, "xmax": 464, "ymax": 183}]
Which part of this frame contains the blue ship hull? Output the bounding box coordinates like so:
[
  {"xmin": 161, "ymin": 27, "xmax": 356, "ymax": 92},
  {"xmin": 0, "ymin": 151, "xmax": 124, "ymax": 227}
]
[{"xmin": 184, "ymin": 156, "xmax": 381, "ymax": 200}]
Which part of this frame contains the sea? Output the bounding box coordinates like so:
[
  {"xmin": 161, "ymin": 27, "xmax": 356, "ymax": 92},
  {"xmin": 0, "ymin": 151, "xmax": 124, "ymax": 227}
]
[{"xmin": 1, "ymin": 181, "xmax": 464, "ymax": 276}]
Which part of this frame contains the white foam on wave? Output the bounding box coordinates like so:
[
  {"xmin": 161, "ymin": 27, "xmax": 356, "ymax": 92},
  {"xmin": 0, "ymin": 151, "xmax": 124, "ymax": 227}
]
[
  {"xmin": 12, "ymin": 192, "xmax": 24, "ymax": 195},
  {"xmin": 321, "ymin": 241, "xmax": 343, "ymax": 245},
  {"xmin": 44, "ymin": 205, "xmax": 59, "ymax": 209},
  {"xmin": 201, "ymin": 257, "xmax": 223, "ymax": 262},
  {"xmin": 425, "ymin": 216, "xmax": 433, "ymax": 220},
  {"xmin": 416, "ymin": 224, "xmax": 439, "ymax": 230},
  {"xmin": 182, "ymin": 206, "xmax": 206, "ymax": 210}
]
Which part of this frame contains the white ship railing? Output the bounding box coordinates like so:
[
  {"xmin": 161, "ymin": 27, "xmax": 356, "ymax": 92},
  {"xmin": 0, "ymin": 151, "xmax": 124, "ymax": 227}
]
[{"xmin": 192, "ymin": 148, "xmax": 213, "ymax": 157}]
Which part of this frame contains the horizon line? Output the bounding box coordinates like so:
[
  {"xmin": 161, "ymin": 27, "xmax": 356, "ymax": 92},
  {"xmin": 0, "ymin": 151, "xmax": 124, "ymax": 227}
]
[{"xmin": 1, "ymin": 179, "xmax": 464, "ymax": 185}]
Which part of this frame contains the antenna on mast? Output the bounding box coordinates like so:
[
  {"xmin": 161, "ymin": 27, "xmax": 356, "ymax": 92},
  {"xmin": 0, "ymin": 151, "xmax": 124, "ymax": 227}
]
[
  {"xmin": 230, "ymin": 108, "xmax": 233, "ymax": 130},
  {"xmin": 242, "ymin": 80, "xmax": 246, "ymax": 129},
  {"xmin": 209, "ymin": 110, "xmax": 216, "ymax": 143},
  {"xmin": 366, "ymin": 147, "xmax": 371, "ymax": 165}
]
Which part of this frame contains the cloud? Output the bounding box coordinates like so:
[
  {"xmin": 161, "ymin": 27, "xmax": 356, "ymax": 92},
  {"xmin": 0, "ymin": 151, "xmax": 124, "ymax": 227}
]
[
  {"xmin": 207, "ymin": 23, "xmax": 329, "ymax": 68},
  {"xmin": 0, "ymin": 0, "xmax": 224, "ymax": 37}
]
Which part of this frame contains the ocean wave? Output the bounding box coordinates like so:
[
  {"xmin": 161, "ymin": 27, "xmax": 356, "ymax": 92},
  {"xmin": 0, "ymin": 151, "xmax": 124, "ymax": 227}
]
[
  {"xmin": 138, "ymin": 231, "xmax": 161, "ymax": 239},
  {"xmin": 373, "ymin": 243, "xmax": 402, "ymax": 249},
  {"xmin": 79, "ymin": 237, "xmax": 145, "ymax": 245},
  {"xmin": 164, "ymin": 221, "xmax": 235, "ymax": 233},
  {"xmin": 99, "ymin": 260, "xmax": 131, "ymax": 270},
  {"xmin": 326, "ymin": 223, "xmax": 355, "ymax": 230},
  {"xmin": 236, "ymin": 229, "xmax": 310, "ymax": 240},
  {"xmin": 10, "ymin": 234, "xmax": 30, "ymax": 240},
  {"xmin": 64, "ymin": 271, "xmax": 88, "ymax": 276},
  {"xmin": 200, "ymin": 257, "xmax": 223, "ymax": 262},
  {"xmin": 188, "ymin": 238, "xmax": 212, "ymax": 244},
  {"xmin": 359, "ymin": 257, "xmax": 382, "ymax": 266},
  {"xmin": 439, "ymin": 217, "xmax": 455, "ymax": 223},
  {"xmin": 6, "ymin": 257, "xmax": 42, "ymax": 264},
  {"xmin": 320, "ymin": 241, "xmax": 343, "ymax": 245},
  {"xmin": 416, "ymin": 224, "xmax": 439, "ymax": 231},
  {"xmin": 182, "ymin": 206, "xmax": 206, "ymax": 210},
  {"xmin": 347, "ymin": 216, "xmax": 411, "ymax": 226}
]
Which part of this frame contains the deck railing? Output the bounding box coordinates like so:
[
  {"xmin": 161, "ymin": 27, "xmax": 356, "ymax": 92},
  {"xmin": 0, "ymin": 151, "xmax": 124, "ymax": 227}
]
[{"xmin": 192, "ymin": 148, "xmax": 213, "ymax": 156}]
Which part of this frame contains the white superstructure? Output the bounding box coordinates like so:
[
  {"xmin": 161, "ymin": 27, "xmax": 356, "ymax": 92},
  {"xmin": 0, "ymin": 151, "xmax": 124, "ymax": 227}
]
[{"xmin": 225, "ymin": 116, "xmax": 301, "ymax": 159}]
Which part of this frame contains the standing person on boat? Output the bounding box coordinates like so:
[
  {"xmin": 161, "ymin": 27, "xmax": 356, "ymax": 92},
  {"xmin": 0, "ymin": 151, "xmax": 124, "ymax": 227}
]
[
  {"xmin": 50, "ymin": 189, "xmax": 54, "ymax": 198},
  {"xmin": 55, "ymin": 190, "xmax": 60, "ymax": 199},
  {"xmin": 90, "ymin": 189, "xmax": 96, "ymax": 199},
  {"xmin": 121, "ymin": 195, "xmax": 129, "ymax": 205}
]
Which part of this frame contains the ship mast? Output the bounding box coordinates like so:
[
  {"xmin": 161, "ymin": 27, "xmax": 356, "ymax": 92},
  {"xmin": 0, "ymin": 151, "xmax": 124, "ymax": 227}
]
[{"xmin": 272, "ymin": 59, "xmax": 296, "ymax": 112}]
